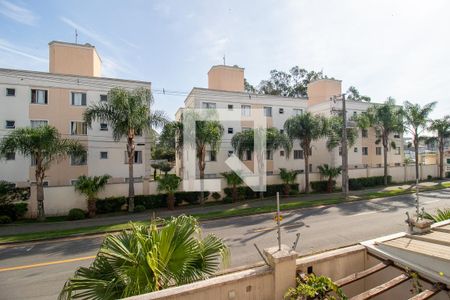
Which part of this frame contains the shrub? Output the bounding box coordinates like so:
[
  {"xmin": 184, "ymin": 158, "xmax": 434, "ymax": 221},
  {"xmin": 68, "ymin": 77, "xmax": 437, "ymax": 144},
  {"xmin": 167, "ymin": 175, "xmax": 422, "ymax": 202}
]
[
  {"xmin": 174, "ymin": 191, "xmax": 211, "ymax": 205},
  {"xmin": 222, "ymin": 196, "xmax": 233, "ymax": 204},
  {"xmin": 0, "ymin": 215, "xmax": 12, "ymax": 224},
  {"xmin": 134, "ymin": 205, "xmax": 146, "ymax": 213},
  {"xmin": 67, "ymin": 208, "xmax": 86, "ymax": 220},
  {"xmin": 224, "ymin": 184, "xmax": 298, "ymax": 200},
  {"xmin": 348, "ymin": 176, "xmax": 392, "ymax": 190},
  {"xmin": 427, "ymin": 175, "xmax": 433, "ymax": 181},
  {"xmin": 310, "ymin": 180, "xmax": 334, "ymax": 192},
  {"xmin": 134, "ymin": 194, "xmax": 167, "ymax": 209},
  {"xmin": 96, "ymin": 197, "xmax": 127, "ymax": 214},
  {"xmin": 0, "ymin": 202, "xmax": 28, "ymax": 221},
  {"xmin": 211, "ymin": 192, "xmax": 221, "ymax": 201},
  {"xmin": 446, "ymin": 172, "xmax": 450, "ymax": 178}
]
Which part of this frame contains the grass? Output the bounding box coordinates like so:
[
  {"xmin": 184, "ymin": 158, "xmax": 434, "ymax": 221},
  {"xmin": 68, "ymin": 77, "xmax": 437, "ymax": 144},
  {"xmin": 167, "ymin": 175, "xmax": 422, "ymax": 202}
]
[{"xmin": 1, "ymin": 182, "xmax": 450, "ymax": 244}]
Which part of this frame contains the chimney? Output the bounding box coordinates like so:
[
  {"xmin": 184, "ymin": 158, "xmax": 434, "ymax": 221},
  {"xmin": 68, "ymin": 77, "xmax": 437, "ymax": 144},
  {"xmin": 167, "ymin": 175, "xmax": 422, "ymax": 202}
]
[
  {"xmin": 207, "ymin": 65, "xmax": 244, "ymax": 92},
  {"xmin": 307, "ymin": 79, "xmax": 342, "ymax": 106},
  {"xmin": 49, "ymin": 41, "xmax": 102, "ymax": 77}
]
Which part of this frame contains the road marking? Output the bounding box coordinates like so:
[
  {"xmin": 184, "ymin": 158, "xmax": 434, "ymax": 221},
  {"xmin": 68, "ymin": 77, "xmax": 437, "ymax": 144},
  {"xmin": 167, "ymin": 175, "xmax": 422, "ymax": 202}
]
[
  {"xmin": 423, "ymin": 200, "xmax": 440, "ymax": 204},
  {"xmin": 0, "ymin": 255, "xmax": 96, "ymax": 272}
]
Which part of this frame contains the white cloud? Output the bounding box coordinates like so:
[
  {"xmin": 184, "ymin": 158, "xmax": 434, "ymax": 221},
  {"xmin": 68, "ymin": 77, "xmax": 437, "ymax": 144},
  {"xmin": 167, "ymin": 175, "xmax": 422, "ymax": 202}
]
[{"xmin": 0, "ymin": 0, "xmax": 38, "ymax": 26}]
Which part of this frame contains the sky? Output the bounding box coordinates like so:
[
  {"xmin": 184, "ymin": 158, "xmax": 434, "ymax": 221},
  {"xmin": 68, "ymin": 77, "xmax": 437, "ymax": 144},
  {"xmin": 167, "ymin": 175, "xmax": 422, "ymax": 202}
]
[{"xmin": 1, "ymin": 0, "xmax": 449, "ymax": 121}]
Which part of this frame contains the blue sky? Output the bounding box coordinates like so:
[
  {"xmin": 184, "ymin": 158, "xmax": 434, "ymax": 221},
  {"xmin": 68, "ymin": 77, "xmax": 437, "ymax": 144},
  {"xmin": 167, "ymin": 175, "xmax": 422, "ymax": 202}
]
[{"xmin": 1, "ymin": 0, "xmax": 450, "ymax": 120}]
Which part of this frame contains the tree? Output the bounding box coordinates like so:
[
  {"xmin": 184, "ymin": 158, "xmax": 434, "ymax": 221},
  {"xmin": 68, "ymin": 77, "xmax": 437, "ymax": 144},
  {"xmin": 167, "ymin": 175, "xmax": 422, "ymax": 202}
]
[
  {"xmin": 221, "ymin": 171, "xmax": 243, "ymax": 202},
  {"xmin": 402, "ymin": 101, "xmax": 437, "ymax": 182},
  {"xmin": 279, "ymin": 168, "xmax": 299, "ymax": 196},
  {"xmin": 346, "ymin": 86, "xmax": 371, "ymax": 102},
  {"xmin": 158, "ymin": 162, "xmax": 173, "ymax": 176},
  {"xmin": 0, "ymin": 126, "xmax": 85, "ymax": 221},
  {"xmin": 157, "ymin": 174, "xmax": 181, "ymax": 210},
  {"xmin": 317, "ymin": 164, "xmax": 342, "ymax": 193},
  {"xmin": 356, "ymin": 98, "xmax": 403, "ymax": 185},
  {"xmin": 428, "ymin": 116, "xmax": 450, "ymax": 179},
  {"xmin": 326, "ymin": 115, "xmax": 358, "ymax": 151},
  {"xmin": 59, "ymin": 215, "xmax": 229, "ymax": 299},
  {"xmin": 231, "ymin": 127, "xmax": 292, "ymax": 198},
  {"xmin": 244, "ymin": 78, "xmax": 257, "ymax": 93},
  {"xmin": 284, "ymin": 112, "xmax": 328, "ymax": 193},
  {"xmin": 84, "ymin": 87, "xmax": 167, "ymax": 212},
  {"xmin": 74, "ymin": 175, "xmax": 111, "ymax": 217}
]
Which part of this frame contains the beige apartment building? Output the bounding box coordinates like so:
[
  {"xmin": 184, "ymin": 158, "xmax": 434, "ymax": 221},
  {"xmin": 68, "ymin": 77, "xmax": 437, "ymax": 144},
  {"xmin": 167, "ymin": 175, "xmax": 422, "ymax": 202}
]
[
  {"xmin": 176, "ymin": 65, "xmax": 404, "ymax": 179},
  {"xmin": 0, "ymin": 41, "xmax": 152, "ymax": 186}
]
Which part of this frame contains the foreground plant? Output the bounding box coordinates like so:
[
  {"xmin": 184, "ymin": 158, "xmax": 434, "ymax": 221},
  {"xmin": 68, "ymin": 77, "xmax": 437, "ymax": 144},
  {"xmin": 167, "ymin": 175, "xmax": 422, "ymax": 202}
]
[
  {"xmin": 59, "ymin": 215, "xmax": 229, "ymax": 300},
  {"xmin": 423, "ymin": 208, "xmax": 450, "ymax": 222},
  {"xmin": 74, "ymin": 175, "xmax": 111, "ymax": 217},
  {"xmin": 285, "ymin": 273, "xmax": 347, "ymax": 300}
]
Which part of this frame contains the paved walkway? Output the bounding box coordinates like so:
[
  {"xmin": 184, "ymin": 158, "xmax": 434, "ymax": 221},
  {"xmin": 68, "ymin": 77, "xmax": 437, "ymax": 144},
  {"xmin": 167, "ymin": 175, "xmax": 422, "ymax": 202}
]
[{"xmin": 0, "ymin": 181, "xmax": 444, "ymax": 236}]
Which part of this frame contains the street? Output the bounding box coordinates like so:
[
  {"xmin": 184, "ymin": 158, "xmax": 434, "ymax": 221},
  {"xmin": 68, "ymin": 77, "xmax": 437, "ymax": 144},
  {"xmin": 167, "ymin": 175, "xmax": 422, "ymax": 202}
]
[{"xmin": 1, "ymin": 189, "xmax": 449, "ymax": 300}]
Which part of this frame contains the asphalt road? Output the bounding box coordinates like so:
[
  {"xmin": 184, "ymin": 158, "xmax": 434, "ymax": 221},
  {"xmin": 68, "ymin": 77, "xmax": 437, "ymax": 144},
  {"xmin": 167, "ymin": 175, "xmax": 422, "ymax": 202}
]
[{"xmin": 1, "ymin": 189, "xmax": 449, "ymax": 300}]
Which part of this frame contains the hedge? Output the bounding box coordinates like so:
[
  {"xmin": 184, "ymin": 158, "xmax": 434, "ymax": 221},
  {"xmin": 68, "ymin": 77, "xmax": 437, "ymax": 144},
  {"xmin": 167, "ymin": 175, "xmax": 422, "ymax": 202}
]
[
  {"xmin": 0, "ymin": 202, "xmax": 28, "ymax": 221},
  {"xmin": 95, "ymin": 197, "xmax": 127, "ymax": 214},
  {"xmin": 349, "ymin": 176, "xmax": 392, "ymax": 190},
  {"xmin": 310, "ymin": 180, "xmax": 336, "ymax": 192},
  {"xmin": 224, "ymin": 184, "xmax": 299, "ymax": 200}
]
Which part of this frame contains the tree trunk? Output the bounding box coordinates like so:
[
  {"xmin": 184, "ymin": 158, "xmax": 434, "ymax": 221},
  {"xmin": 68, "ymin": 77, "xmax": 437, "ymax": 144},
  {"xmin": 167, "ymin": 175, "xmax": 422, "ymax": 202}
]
[
  {"xmin": 383, "ymin": 135, "xmax": 388, "ymax": 186},
  {"xmin": 35, "ymin": 161, "xmax": 45, "ymax": 221},
  {"xmin": 87, "ymin": 197, "xmax": 96, "ymax": 218},
  {"xmin": 304, "ymin": 151, "xmax": 310, "ymax": 193},
  {"xmin": 198, "ymin": 146, "xmax": 206, "ymax": 204},
  {"xmin": 283, "ymin": 184, "xmax": 290, "ymax": 196},
  {"xmin": 167, "ymin": 193, "xmax": 175, "ymax": 210},
  {"xmin": 327, "ymin": 177, "xmax": 333, "ymax": 193},
  {"xmin": 232, "ymin": 185, "xmax": 237, "ymax": 202},
  {"xmin": 127, "ymin": 135, "xmax": 135, "ymax": 212},
  {"xmin": 439, "ymin": 138, "xmax": 444, "ymax": 179},
  {"xmin": 414, "ymin": 136, "xmax": 419, "ymax": 181}
]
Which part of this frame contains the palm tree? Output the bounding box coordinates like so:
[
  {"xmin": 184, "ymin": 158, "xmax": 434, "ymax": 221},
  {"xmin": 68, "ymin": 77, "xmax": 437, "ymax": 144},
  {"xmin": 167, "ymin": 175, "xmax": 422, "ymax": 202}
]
[
  {"xmin": 284, "ymin": 112, "xmax": 328, "ymax": 193},
  {"xmin": 356, "ymin": 98, "xmax": 403, "ymax": 185},
  {"xmin": 74, "ymin": 175, "xmax": 111, "ymax": 217},
  {"xmin": 0, "ymin": 126, "xmax": 85, "ymax": 221},
  {"xmin": 59, "ymin": 215, "xmax": 229, "ymax": 299},
  {"xmin": 231, "ymin": 127, "xmax": 292, "ymax": 199},
  {"xmin": 279, "ymin": 168, "xmax": 299, "ymax": 196},
  {"xmin": 428, "ymin": 116, "xmax": 450, "ymax": 179},
  {"xmin": 84, "ymin": 87, "xmax": 167, "ymax": 212},
  {"xmin": 157, "ymin": 174, "xmax": 181, "ymax": 210},
  {"xmin": 221, "ymin": 171, "xmax": 243, "ymax": 202},
  {"xmin": 317, "ymin": 164, "xmax": 342, "ymax": 193},
  {"xmin": 402, "ymin": 101, "xmax": 437, "ymax": 182}
]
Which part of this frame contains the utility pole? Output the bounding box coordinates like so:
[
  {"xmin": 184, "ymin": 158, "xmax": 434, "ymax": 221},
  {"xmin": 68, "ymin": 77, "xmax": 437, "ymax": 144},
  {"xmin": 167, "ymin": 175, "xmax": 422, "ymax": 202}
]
[{"xmin": 341, "ymin": 93, "xmax": 349, "ymax": 200}]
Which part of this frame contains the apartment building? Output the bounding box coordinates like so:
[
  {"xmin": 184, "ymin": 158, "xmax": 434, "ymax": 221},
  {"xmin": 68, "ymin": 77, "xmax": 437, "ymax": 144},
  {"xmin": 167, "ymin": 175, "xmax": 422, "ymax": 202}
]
[
  {"xmin": 0, "ymin": 41, "xmax": 151, "ymax": 186},
  {"xmin": 175, "ymin": 65, "xmax": 404, "ymax": 178}
]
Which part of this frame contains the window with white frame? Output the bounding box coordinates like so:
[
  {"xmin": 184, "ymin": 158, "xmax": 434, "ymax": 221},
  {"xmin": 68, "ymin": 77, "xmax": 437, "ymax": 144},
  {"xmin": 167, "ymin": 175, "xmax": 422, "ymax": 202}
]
[
  {"xmin": 354, "ymin": 147, "xmax": 358, "ymax": 153},
  {"xmin": 362, "ymin": 129, "xmax": 368, "ymax": 138},
  {"xmin": 5, "ymin": 152, "xmax": 15, "ymax": 160},
  {"xmin": 241, "ymin": 105, "xmax": 251, "ymax": 116},
  {"xmin": 71, "ymin": 121, "xmax": 87, "ymax": 135},
  {"xmin": 202, "ymin": 102, "xmax": 216, "ymax": 109},
  {"xmin": 100, "ymin": 94, "xmax": 108, "ymax": 102},
  {"xmin": 264, "ymin": 106, "xmax": 272, "ymax": 117},
  {"xmin": 294, "ymin": 150, "xmax": 304, "ymax": 159},
  {"xmin": 100, "ymin": 123, "xmax": 108, "ymax": 131},
  {"xmin": 376, "ymin": 147, "xmax": 382, "ymax": 155},
  {"xmin": 31, "ymin": 89, "xmax": 48, "ymax": 104},
  {"xmin": 293, "ymin": 109, "xmax": 303, "ymax": 115},
  {"xmin": 228, "ymin": 104, "xmax": 233, "ymax": 110},
  {"xmin": 100, "ymin": 151, "xmax": 108, "ymax": 159},
  {"xmin": 6, "ymin": 88, "xmax": 15, "ymax": 96},
  {"xmin": 228, "ymin": 127, "xmax": 233, "ymax": 134},
  {"xmin": 5, "ymin": 120, "xmax": 15, "ymax": 129},
  {"xmin": 71, "ymin": 92, "xmax": 87, "ymax": 106},
  {"xmin": 362, "ymin": 147, "xmax": 368, "ymax": 155},
  {"xmin": 30, "ymin": 120, "xmax": 48, "ymax": 128},
  {"xmin": 279, "ymin": 108, "xmax": 284, "ymax": 114},
  {"xmin": 280, "ymin": 150, "xmax": 285, "ymax": 157},
  {"xmin": 266, "ymin": 150, "xmax": 273, "ymax": 160}
]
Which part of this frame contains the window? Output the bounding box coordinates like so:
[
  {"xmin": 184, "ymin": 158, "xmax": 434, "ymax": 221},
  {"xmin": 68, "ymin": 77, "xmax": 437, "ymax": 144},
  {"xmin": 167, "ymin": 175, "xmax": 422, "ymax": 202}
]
[
  {"xmin": 202, "ymin": 102, "xmax": 216, "ymax": 109},
  {"xmin": 228, "ymin": 127, "xmax": 233, "ymax": 134},
  {"xmin": 266, "ymin": 150, "xmax": 273, "ymax": 160},
  {"xmin": 395, "ymin": 163, "xmax": 401, "ymax": 166},
  {"xmin": 394, "ymin": 147, "xmax": 401, "ymax": 155},
  {"xmin": 394, "ymin": 134, "xmax": 401, "ymax": 138},
  {"xmin": 294, "ymin": 150, "xmax": 304, "ymax": 160},
  {"xmin": 353, "ymin": 111, "xmax": 357, "ymax": 117},
  {"xmin": 5, "ymin": 152, "xmax": 15, "ymax": 160},
  {"xmin": 362, "ymin": 147, "xmax": 369, "ymax": 156},
  {"xmin": 264, "ymin": 106, "xmax": 272, "ymax": 117},
  {"xmin": 293, "ymin": 109, "xmax": 303, "ymax": 115},
  {"xmin": 309, "ymin": 164, "xmax": 312, "ymax": 173},
  {"xmin": 30, "ymin": 120, "xmax": 48, "ymax": 128},
  {"xmin": 354, "ymin": 147, "xmax": 358, "ymax": 153},
  {"xmin": 362, "ymin": 129, "xmax": 368, "ymax": 138},
  {"xmin": 279, "ymin": 108, "xmax": 284, "ymax": 114},
  {"xmin": 280, "ymin": 150, "xmax": 285, "ymax": 157},
  {"xmin": 5, "ymin": 120, "xmax": 15, "ymax": 129},
  {"xmin": 100, "ymin": 123, "xmax": 108, "ymax": 131},
  {"xmin": 71, "ymin": 152, "xmax": 87, "ymax": 165},
  {"xmin": 228, "ymin": 104, "xmax": 233, "ymax": 110},
  {"xmin": 6, "ymin": 88, "xmax": 15, "ymax": 96},
  {"xmin": 206, "ymin": 150, "xmax": 217, "ymax": 162},
  {"xmin": 228, "ymin": 151, "xmax": 234, "ymax": 157},
  {"xmin": 241, "ymin": 105, "xmax": 251, "ymax": 116},
  {"xmin": 376, "ymin": 147, "xmax": 382, "ymax": 155},
  {"xmin": 280, "ymin": 129, "xmax": 284, "ymax": 134},
  {"xmin": 71, "ymin": 121, "xmax": 87, "ymax": 135},
  {"xmin": 100, "ymin": 94, "xmax": 108, "ymax": 102},
  {"xmin": 31, "ymin": 89, "xmax": 48, "ymax": 104},
  {"xmin": 31, "ymin": 155, "xmax": 37, "ymax": 166},
  {"xmin": 245, "ymin": 150, "xmax": 252, "ymax": 161},
  {"xmin": 125, "ymin": 151, "xmax": 143, "ymax": 164},
  {"xmin": 375, "ymin": 129, "xmax": 381, "ymax": 138},
  {"xmin": 71, "ymin": 92, "xmax": 87, "ymax": 106},
  {"xmin": 100, "ymin": 151, "xmax": 108, "ymax": 159}
]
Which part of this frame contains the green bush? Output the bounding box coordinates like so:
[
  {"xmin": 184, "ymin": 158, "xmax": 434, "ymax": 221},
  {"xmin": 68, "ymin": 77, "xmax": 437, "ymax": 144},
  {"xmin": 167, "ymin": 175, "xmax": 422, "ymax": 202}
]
[
  {"xmin": 134, "ymin": 194, "xmax": 167, "ymax": 209},
  {"xmin": 96, "ymin": 197, "xmax": 127, "ymax": 214},
  {"xmin": 0, "ymin": 215, "xmax": 12, "ymax": 224},
  {"xmin": 224, "ymin": 184, "xmax": 298, "ymax": 200},
  {"xmin": 310, "ymin": 181, "xmax": 334, "ymax": 192},
  {"xmin": 134, "ymin": 205, "xmax": 146, "ymax": 213},
  {"xmin": 427, "ymin": 175, "xmax": 433, "ymax": 181},
  {"xmin": 0, "ymin": 202, "xmax": 28, "ymax": 221},
  {"xmin": 349, "ymin": 176, "xmax": 392, "ymax": 190},
  {"xmin": 212, "ymin": 192, "xmax": 221, "ymax": 201},
  {"xmin": 222, "ymin": 196, "xmax": 233, "ymax": 204},
  {"xmin": 175, "ymin": 191, "xmax": 210, "ymax": 205},
  {"xmin": 67, "ymin": 208, "xmax": 86, "ymax": 220}
]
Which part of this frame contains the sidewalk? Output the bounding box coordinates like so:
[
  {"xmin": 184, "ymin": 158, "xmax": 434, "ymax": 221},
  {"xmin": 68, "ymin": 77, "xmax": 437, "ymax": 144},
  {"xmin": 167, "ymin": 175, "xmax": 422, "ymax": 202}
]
[{"xmin": 0, "ymin": 181, "xmax": 445, "ymax": 237}]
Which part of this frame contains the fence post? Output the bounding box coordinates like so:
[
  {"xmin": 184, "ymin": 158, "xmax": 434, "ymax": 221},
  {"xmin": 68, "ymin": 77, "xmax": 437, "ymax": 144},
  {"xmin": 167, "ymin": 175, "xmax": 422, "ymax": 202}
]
[{"xmin": 264, "ymin": 244, "xmax": 298, "ymax": 300}]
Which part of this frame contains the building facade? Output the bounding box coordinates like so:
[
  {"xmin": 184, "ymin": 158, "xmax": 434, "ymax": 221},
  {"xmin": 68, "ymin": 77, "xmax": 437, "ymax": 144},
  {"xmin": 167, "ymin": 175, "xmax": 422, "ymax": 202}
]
[{"xmin": 0, "ymin": 41, "xmax": 152, "ymax": 186}]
